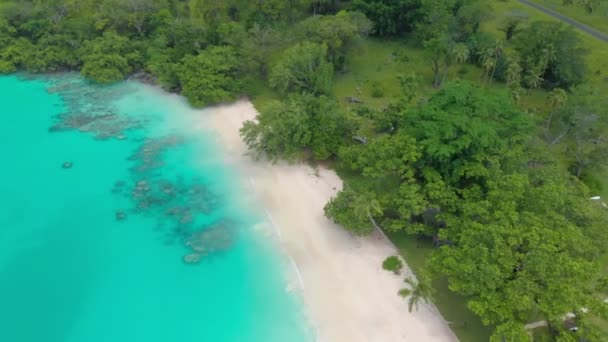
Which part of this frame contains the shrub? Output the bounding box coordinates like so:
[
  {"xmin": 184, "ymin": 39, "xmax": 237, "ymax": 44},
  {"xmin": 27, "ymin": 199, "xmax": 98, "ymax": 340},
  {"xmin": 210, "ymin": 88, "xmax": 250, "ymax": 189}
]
[
  {"xmin": 382, "ymin": 256, "xmax": 403, "ymax": 275},
  {"xmin": 371, "ymin": 82, "xmax": 384, "ymax": 98}
]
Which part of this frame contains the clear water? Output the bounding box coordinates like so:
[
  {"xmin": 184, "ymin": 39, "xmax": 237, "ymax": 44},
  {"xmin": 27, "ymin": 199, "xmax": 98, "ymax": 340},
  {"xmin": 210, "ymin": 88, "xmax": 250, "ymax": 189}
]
[{"xmin": 0, "ymin": 74, "xmax": 311, "ymax": 342}]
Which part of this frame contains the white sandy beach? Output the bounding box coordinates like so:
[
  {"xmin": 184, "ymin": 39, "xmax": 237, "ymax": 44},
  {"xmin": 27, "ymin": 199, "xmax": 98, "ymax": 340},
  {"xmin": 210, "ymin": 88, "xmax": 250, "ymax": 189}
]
[{"xmin": 201, "ymin": 100, "xmax": 459, "ymax": 342}]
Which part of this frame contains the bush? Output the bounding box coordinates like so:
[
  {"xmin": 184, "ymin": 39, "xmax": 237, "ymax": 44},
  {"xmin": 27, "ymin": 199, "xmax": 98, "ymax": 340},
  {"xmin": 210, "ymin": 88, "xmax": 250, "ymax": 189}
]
[
  {"xmin": 371, "ymin": 81, "xmax": 384, "ymax": 98},
  {"xmin": 382, "ymin": 256, "xmax": 403, "ymax": 275}
]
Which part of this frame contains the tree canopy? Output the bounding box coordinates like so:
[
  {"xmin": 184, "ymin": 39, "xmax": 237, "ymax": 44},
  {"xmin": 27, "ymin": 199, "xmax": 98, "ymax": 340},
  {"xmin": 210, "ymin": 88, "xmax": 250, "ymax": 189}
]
[{"xmin": 177, "ymin": 45, "xmax": 240, "ymax": 107}]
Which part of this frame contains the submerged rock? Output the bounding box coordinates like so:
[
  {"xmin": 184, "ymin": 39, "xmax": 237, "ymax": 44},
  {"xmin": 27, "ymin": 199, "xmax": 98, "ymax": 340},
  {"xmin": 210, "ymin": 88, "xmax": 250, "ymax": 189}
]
[
  {"xmin": 186, "ymin": 221, "xmax": 235, "ymax": 254},
  {"xmin": 115, "ymin": 210, "xmax": 127, "ymax": 221},
  {"xmin": 183, "ymin": 253, "xmax": 202, "ymax": 264},
  {"xmin": 62, "ymin": 162, "xmax": 73, "ymax": 169}
]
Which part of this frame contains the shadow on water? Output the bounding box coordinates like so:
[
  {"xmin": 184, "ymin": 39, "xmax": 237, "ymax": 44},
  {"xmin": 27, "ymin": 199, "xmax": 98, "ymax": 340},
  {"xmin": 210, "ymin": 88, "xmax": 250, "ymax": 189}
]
[{"xmin": 0, "ymin": 224, "xmax": 98, "ymax": 342}]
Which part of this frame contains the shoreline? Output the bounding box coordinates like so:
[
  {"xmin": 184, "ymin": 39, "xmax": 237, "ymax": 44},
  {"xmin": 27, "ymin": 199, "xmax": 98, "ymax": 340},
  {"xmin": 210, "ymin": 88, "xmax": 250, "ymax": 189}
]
[{"xmin": 201, "ymin": 100, "xmax": 459, "ymax": 342}]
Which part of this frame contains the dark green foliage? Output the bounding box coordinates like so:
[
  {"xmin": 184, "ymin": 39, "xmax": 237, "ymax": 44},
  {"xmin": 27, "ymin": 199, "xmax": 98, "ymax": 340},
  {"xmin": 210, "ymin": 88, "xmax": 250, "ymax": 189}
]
[
  {"xmin": 513, "ymin": 21, "xmax": 588, "ymax": 90},
  {"xmin": 324, "ymin": 186, "xmax": 382, "ymax": 235},
  {"xmin": 402, "ymin": 81, "xmax": 532, "ymax": 189},
  {"xmin": 241, "ymin": 95, "xmax": 353, "ymax": 161},
  {"xmin": 351, "ymin": 0, "xmax": 420, "ymax": 36},
  {"xmin": 382, "ymin": 256, "xmax": 403, "ymax": 274},
  {"xmin": 499, "ymin": 10, "xmax": 528, "ymax": 41},
  {"xmin": 269, "ymin": 42, "xmax": 334, "ymax": 95},
  {"xmin": 297, "ymin": 11, "xmax": 371, "ymax": 69},
  {"xmin": 434, "ymin": 161, "xmax": 606, "ymax": 330},
  {"xmin": 26, "ymin": 33, "xmax": 82, "ymax": 72},
  {"xmin": 370, "ymin": 81, "xmax": 384, "ymax": 97},
  {"xmin": 177, "ymin": 46, "xmax": 241, "ymax": 107},
  {"xmin": 241, "ymin": 97, "xmax": 313, "ymax": 161},
  {"xmin": 0, "ymin": 37, "xmax": 34, "ymax": 73},
  {"xmin": 80, "ymin": 31, "xmax": 142, "ymax": 84},
  {"xmin": 466, "ymin": 31, "xmax": 499, "ymax": 66}
]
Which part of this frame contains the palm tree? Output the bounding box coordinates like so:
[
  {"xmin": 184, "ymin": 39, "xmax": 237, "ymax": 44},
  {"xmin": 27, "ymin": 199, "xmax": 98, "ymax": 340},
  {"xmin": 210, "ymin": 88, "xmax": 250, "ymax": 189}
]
[
  {"xmin": 547, "ymin": 87, "xmax": 567, "ymax": 109},
  {"xmin": 452, "ymin": 43, "xmax": 469, "ymax": 65},
  {"xmin": 489, "ymin": 41, "xmax": 504, "ymax": 82},
  {"xmin": 353, "ymin": 192, "xmax": 383, "ymax": 234},
  {"xmin": 545, "ymin": 88, "xmax": 568, "ymax": 141},
  {"xmin": 398, "ymin": 275, "xmax": 435, "ymax": 312},
  {"xmin": 539, "ymin": 45, "xmax": 556, "ymax": 77},
  {"xmin": 505, "ymin": 55, "xmax": 522, "ymax": 87},
  {"xmin": 479, "ymin": 47, "xmax": 494, "ymax": 81},
  {"xmin": 482, "ymin": 56, "xmax": 496, "ymax": 83},
  {"xmin": 524, "ymin": 66, "xmax": 543, "ymax": 89}
]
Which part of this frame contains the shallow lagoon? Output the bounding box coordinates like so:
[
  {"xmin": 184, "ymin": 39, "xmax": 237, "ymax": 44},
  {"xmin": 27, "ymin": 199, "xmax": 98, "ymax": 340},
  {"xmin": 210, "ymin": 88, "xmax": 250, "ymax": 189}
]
[{"xmin": 0, "ymin": 75, "xmax": 311, "ymax": 342}]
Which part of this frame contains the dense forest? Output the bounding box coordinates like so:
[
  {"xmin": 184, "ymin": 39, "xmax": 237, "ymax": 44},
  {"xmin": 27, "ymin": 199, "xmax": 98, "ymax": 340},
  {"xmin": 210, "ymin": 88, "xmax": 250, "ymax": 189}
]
[{"xmin": 1, "ymin": 0, "xmax": 607, "ymax": 340}]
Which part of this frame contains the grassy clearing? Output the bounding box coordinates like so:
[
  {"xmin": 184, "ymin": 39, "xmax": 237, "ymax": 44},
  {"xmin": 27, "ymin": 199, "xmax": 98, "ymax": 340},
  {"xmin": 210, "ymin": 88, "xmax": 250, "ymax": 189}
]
[
  {"xmin": 529, "ymin": 0, "xmax": 608, "ymax": 34},
  {"xmin": 333, "ymin": 39, "xmax": 428, "ymax": 109},
  {"xmin": 388, "ymin": 233, "xmax": 492, "ymax": 342}
]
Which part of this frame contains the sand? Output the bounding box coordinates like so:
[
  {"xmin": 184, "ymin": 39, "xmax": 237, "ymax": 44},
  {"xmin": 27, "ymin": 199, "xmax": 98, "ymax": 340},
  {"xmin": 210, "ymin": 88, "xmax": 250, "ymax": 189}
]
[{"xmin": 200, "ymin": 100, "xmax": 459, "ymax": 342}]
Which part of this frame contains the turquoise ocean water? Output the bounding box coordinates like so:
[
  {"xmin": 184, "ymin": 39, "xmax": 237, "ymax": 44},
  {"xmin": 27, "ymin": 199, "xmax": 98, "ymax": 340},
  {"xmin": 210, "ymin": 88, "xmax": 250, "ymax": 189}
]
[{"xmin": 0, "ymin": 74, "xmax": 311, "ymax": 342}]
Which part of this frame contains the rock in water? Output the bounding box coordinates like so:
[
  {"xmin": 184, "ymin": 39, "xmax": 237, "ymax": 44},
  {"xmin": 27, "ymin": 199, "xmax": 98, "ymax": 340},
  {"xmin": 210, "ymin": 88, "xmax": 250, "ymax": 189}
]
[
  {"xmin": 183, "ymin": 253, "xmax": 202, "ymax": 265},
  {"xmin": 62, "ymin": 162, "xmax": 73, "ymax": 169},
  {"xmin": 115, "ymin": 210, "xmax": 127, "ymax": 221}
]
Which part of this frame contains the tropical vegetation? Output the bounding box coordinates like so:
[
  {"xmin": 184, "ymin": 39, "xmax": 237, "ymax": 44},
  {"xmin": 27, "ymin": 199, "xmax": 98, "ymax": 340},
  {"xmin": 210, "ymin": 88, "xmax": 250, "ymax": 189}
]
[{"xmin": 1, "ymin": 0, "xmax": 607, "ymax": 340}]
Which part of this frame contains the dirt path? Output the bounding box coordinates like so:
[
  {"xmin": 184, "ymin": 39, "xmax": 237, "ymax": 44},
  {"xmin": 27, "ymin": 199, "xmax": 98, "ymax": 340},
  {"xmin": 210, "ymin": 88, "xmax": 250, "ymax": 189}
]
[{"xmin": 518, "ymin": 0, "xmax": 608, "ymax": 42}]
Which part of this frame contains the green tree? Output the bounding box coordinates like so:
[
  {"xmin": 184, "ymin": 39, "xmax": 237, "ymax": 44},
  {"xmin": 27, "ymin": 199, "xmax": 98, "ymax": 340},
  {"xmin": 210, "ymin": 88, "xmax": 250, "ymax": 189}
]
[
  {"xmin": 398, "ymin": 274, "xmax": 435, "ymax": 312},
  {"xmin": 455, "ymin": 1, "xmax": 493, "ymax": 40},
  {"xmin": 241, "ymin": 24, "xmax": 279, "ymax": 77},
  {"xmin": 241, "ymin": 95, "xmax": 352, "ymax": 161},
  {"xmin": 269, "ymin": 42, "xmax": 333, "ymax": 95},
  {"xmin": 499, "ymin": 10, "xmax": 528, "ymax": 41},
  {"xmin": 324, "ymin": 187, "xmax": 383, "ymax": 235},
  {"xmin": 489, "ymin": 321, "xmax": 529, "ymax": 342},
  {"xmin": 514, "ymin": 21, "xmax": 587, "ymax": 90},
  {"xmin": 351, "ymin": 0, "xmax": 421, "ymax": 36},
  {"xmin": 415, "ymin": 0, "xmax": 454, "ymax": 42},
  {"xmin": 403, "ymin": 81, "xmax": 532, "ymax": 190},
  {"xmin": 79, "ymin": 31, "xmax": 142, "ymax": 83},
  {"xmin": 177, "ymin": 45, "xmax": 241, "ymax": 107},
  {"xmin": 433, "ymin": 163, "xmax": 607, "ymax": 332},
  {"xmin": 0, "ymin": 37, "xmax": 34, "ymax": 73},
  {"xmin": 297, "ymin": 11, "xmax": 371, "ymax": 69},
  {"xmin": 330, "ymin": 132, "xmax": 426, "ymax": 234},
  {"xmin": 241, "ymin": 96, "xmax": 312, "ymax": 161},
  {"xmin": 423, "ymin": 36, "xmax": 449, "ymax": 88},
  {"xmin": 544, "ymin": 87, "xmax": 568, "ymax": 141}
]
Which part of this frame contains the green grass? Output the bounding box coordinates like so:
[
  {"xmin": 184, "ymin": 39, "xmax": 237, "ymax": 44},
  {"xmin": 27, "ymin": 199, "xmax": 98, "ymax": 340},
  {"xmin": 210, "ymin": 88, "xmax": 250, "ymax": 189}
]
[
  {"xmin": 333, "ymin": 39, "xmax": 427, "ymax": 110},
  {"xmin": 487, "ymin": 0, "xmax": 608, "ymax": 199},
  {"xmin": 388, "ymin": 233, "xmax": 492, "ymax": 342},
  {"xmin": 246, "ymin": 77, "xmax": 279, "ymax": 112},
  {"xmin": 530, "ymin": 0, "xmax": 608, "ymax": 35}
]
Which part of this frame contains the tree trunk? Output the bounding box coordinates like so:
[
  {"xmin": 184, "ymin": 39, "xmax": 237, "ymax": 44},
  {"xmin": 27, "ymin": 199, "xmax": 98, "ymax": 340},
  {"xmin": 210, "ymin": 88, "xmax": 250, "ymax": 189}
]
[
  {"xmin": 368, "ymin": 214, "xmax": 389, "ymax": 240},
  {"xmin": 550, "ymin": 126, "xmax": 572, "ymax": 146},
  {"xmin": 432, "ymin": 62, "xmax": 441, "ymax": 88},
  {"xmin": 544, "ymin": 110, "xmax": 555, "ymax": 141},
  {"xmin": 576, "ymin": 162, "xmax": 583, "ymax": 179},
  {"xmin": 489, "ymin": 62, "xmax": 497, "ymax": 84}
]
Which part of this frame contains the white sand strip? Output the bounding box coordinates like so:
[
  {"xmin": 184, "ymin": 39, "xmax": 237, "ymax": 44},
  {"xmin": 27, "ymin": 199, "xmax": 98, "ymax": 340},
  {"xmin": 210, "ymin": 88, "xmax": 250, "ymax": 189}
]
[{"xmin": 198, "ymin": 100, "xmax": 459, "ymax": 342}]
